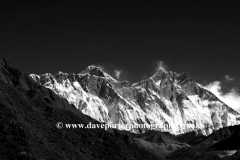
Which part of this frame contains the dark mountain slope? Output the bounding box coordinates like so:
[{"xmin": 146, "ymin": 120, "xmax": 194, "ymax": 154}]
[
  {"xmin": 166, "ymin": 125, "xmax": 240, "ymax": 160},
  {"xmin": 132, "ymin": 130, "xmax": 188, "ymax": 159},
  {"xmin": 0, "ymin": 57, "xmax": 162, "ymax": 160}
]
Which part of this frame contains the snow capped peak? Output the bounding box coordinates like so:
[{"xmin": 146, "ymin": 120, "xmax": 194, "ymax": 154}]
[
  {"xmin": 81, "ymin": 65, "xmax": 103, "ymax": 74},
  {"xmin": 88, "ymin": 65, "xmax": 102, "ymax": 70},
  {"xmin": 145, "ymin": 68, "xmax": 170, "ymax": 83},
  {"xmin": 80, "ymin": 65, "xmax": 119, "ymax": 83},
  {"xmin": 55, "ymin": 71, "xmax": 68, "ymax": 75},
  {"xmin": 43, "ymin": 73, "xmax": 53, "ymax": 77},
  {"xmin": 157, "ymin": 67, "xmax": 168, "ymax": 72},
  {"xmin": 54, "ymin": 71, "xmax": 69, "ymax": 79}
]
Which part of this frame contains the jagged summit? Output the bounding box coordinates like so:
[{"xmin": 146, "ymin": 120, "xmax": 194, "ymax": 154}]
[
  {"xmin": 80, "ymin": 65, "xmax": 119, "ymax": 83},
  {"xmin": 80, "ymin": 65, "xmax": 103, "ymax": 74},
  {"xmin": 144, "ymin": 68, "xmax": 169, "ymax": 81},
  {"xmin": 55, "ymin": 71, "xmax": 68, "ymax": 76},
  {"xmin": 153, "ymin": 67, "xmax": 169, "ymax": 76}
]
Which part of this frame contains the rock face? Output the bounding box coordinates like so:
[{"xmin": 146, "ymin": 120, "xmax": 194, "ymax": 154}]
[{"xmin": 29, "ymin": 65, "xmax": 240, "ymax": 135}]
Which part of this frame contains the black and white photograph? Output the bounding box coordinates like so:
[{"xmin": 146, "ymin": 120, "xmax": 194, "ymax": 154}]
[{"xmin": 1, "ymin": 1, "xmax": 240, "ymax": 160}]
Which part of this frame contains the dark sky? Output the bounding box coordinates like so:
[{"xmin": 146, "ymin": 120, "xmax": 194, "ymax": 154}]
[{"xmin": 1, "ymin": 1, "xmax": 240, "ymax": 93}]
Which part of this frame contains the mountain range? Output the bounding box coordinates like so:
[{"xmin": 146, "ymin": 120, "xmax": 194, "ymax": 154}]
[{"xmin": 29, "ymin": 65, "xmax": 240, "ymax": 135}]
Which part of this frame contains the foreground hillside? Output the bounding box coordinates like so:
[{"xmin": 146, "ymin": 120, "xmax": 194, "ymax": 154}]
[
  {"xmin": 167, "ymin": 125, "xmax": 240, "ymax": 160},
  {"xmin": 0, "ymin": 57, "xmax": 163, "ymax": 160}
]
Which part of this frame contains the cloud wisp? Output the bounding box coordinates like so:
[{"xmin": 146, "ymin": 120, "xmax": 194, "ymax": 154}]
[
  {"xmin": 205, "ymin": 81, "xmax": 240, "ymax": 113},
  {"xmin": 114, "ymin": 70, "xmax": 122, "ymax": 79},
  {"xmin": 225, "ymin": 75, "xmax": 234, "ymax": 81},
  {"xmin": 153, "ymin": 60, "xmax": 168, "ymax": 71}
]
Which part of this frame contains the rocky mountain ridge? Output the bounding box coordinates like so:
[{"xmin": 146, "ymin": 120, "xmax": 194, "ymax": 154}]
[{"xmin": 29, "ymin": 65, "xmax": 240, "ymax": 135}]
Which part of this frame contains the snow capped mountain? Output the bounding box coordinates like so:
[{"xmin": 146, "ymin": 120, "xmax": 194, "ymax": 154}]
[{"xmin": 29, "ymin": 65, "xmax": 240, "ymax": 135}]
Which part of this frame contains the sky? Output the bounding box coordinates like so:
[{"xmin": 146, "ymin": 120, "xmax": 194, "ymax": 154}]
[{"xmin": 1, "ymin": 1, "xmax": 240, "ymax": 104}]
